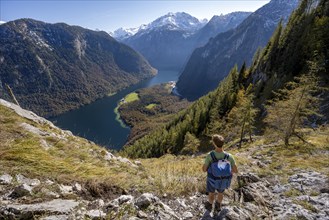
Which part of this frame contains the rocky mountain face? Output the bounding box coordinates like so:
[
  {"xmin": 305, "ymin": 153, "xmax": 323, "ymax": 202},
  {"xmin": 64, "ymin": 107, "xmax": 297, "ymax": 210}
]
[
  {"xmin": 113, "ymin": 12, "xmax": 249, "ymax": 70},
  {"xmin": 0, "ymin": 19, "xmax": 156, "ymax": 117},
  {"xmin": 0, "ymin": 98, "xmax": 328, "ymax": 220},
  {"xmin": 176, "ymin": 0, "xmax": 300, "ymax": 100},
  {"xmin": 193, "ymin": 12, "xmax": 252, "ymax": 47}
]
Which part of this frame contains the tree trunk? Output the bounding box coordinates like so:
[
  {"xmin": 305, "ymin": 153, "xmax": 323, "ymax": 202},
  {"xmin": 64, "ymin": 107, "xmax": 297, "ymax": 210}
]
[
  {"xmin": 284, "ymin": 135, "xmax": 289, "ymax": 146},
  {"xmin": 285, "ymin": 86, "xmax": 306, "ymax": 146},
  {"xmin": 5, "ymin": 84, "xmax": 20, "ymax": 106},
  {"xmin": 239, "ymin": 120, "xmax": 246, "ymax": 148},
  {"xmin": 249, "ymin": 128, "xmax": 253, "ymax": 142}
]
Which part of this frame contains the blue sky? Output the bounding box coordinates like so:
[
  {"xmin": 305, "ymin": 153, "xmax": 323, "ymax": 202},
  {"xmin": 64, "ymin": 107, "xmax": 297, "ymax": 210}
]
[{"xmin": 1, "ymin": 0, "xmax": 270, "ymax": 32}]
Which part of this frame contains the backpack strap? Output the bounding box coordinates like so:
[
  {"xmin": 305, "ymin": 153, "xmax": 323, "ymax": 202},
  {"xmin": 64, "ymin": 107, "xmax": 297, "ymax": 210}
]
[
  {"xmin": 224, "ymin": 153, "xmax": 229, "ymax": 160},
  {"xmin": 210, "ymin": 151, "xmax": 218, "ymax": 163}
]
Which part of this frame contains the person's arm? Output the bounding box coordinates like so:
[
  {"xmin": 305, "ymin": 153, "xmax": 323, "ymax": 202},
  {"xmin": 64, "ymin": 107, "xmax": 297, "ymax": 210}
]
[
  {"xmin": 202, "ymin": 164, "xmax": 208, "ymax": 172},
  {"xmin": 232, "ymin": 165, "xmax": 238, "ymax": 174},
  {"xmin": 229, "ymin": 154, "xmax": 238, "ymax": 174},
  {"xmin": 202, "ymin": 155, "xmax": 210, "ymax": 172}
]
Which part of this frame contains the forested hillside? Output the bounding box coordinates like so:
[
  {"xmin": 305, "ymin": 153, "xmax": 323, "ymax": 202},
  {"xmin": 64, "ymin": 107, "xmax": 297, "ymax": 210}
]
[
  {"xmin": 123, "ymin": 0, "xmax": 329, "ymax": 158},
  {"xmin": 176, "ymin": 0, "xmax": 299, "ymax": 100},
  {"xmin": 0, "ymin": 19, "xmax": 156, "ymax": 117}
]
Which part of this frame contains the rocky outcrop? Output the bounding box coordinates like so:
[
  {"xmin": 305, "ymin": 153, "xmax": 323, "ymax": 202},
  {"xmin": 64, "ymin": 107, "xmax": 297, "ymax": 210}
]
[
  {"xmin": 3, "ymin": 199, "xmax": 80, "ymax": 219},
  {"xmin": 271, "ymin": 171, "xmax": 329, "ymax": 220},
  {"xmin": 2, "ymin": 171, "xmax": 327, "ymax": 219}
]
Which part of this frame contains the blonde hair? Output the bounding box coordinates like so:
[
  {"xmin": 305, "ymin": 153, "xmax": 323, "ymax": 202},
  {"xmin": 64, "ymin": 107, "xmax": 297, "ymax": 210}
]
[{"xmin": 212, "ymin": 134, "xmax": 224, "ymax": 148}]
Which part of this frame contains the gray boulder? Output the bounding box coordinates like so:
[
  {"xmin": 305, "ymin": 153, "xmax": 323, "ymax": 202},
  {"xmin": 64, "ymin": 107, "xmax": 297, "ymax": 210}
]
[
  {"xmin": 16, "ymin": 174, "xmax": 40, "ymax": 186},
  {"xmin": 135, "ymin": 193, "xmax": 159, "ymax": 209},
  {"xmin": 89, "ymin": 199, "xmax": 105, "ymax": 209},
  {"xmin": 73, "ymin": 183, "xmax": 82, "ymax": 192},
  {"xmin": 0, "ymin": 173, "xmax": 13, "ymax": 185},
  {"xmin": 118, "ymin": 195, "xmax": 134, "ymax": 204},
  {"xmin": 59, "ymin": 184, "xmax": 73, "ymax": 195},
  {"xmin": 3, "ymin": 199, "xmax": 79, "ymax": 219},
  {"xmin": 85, "ymin": 209, "xmax": 106, "ymax": 219},
  {"xmin": 9, "ymin": 184, "xmax": 33, "ymax": 198},
  {"xmin": 182, "ymin": 211, "xmax": 194, "ymax": 219},
  {"xmin": 218, "ymin": 206, "xmax": 252, "ymax": 220},
  {"xmin": 137, "ymin": 210, "xmax": 148, "ymax": 218},
  {"xmin": 288, "ymin": 171, "xmax": 327, "ymax": 192}
]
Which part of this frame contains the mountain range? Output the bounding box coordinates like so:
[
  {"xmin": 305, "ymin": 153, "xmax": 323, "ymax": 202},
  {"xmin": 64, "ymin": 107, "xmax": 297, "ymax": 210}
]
[
  {"xmin": 112, "ymin": 12, "xmax": 207, "ymax": 41},
  {"xmin": 0, "ymin": 19, "xmax": 156, "ymax": 117},
  {"xmin": 123, "ymin": 0, "xmax": 328, "ymax": 158},
  {"xmin": 112, "ymin": 12, "xmax": 251, "ymax": 70},
  {"xmin": 0, "ymin": 1, "xmax": 328, "ymax": 219},
  {"xmin": 176, "ymin": 0, "xmax": 300, "ymax": 100}
]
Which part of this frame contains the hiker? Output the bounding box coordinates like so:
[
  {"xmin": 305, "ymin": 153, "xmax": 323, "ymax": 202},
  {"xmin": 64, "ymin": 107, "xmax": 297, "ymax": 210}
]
[{"xmin": 202, "ymin": 134, "xmax": 238, "ymax": 213}]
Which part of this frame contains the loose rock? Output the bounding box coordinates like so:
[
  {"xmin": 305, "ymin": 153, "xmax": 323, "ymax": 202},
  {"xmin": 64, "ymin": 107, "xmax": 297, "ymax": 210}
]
[
  {"xmin": 135, "ymin": 193, "xmax": 159, "ymax": 209},
  {"xmin": 16, "ymin": 174, "xmax": 40, "ymax": 186},
  {"xmin": 85, "ymin": 209, "xmax": 106, "ymax": 219},
  {"xmin": 0, "ymin": 173, "xmax": 13, "ymax": 185},
  {"xmin": 9, "ymin": 184, "xmax": 33, "ymax": 198},
  {"xmin": 3, "ymin": 199, "xmax": 79, "ymax": 218}
]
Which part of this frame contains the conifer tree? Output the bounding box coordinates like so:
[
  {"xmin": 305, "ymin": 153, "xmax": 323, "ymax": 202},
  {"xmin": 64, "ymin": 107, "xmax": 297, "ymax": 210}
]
[
  {"xmin": 227, "ymin": 84, "xmax": 258, "ymax": 147},
  {"xmin": 181, "ymin": 132, "xmax": 200, "ymax": 155},
  {"xmin": 265, "ymin": 66, "xmax": 320, "ymax": 145}
]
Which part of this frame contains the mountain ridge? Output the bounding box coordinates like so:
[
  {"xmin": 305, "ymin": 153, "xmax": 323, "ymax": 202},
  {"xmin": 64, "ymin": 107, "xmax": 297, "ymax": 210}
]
[
  {"xmin": 123, "ymin": 0, "xmax": 327, "ymax": 159},
  {"xmin": 0, "ymin": 18, "xmax": 156, "ymax": 117},
  {"xmin": 112, "ymin": 12, "xmax": 207, "ymax": 41},
  {"xmin": 113, "ymin": 11, "xmax": 250, "ymax": 70},
  {"xmin": 176, "ymin": 0, "xmax": 300, "ymax": 100}
]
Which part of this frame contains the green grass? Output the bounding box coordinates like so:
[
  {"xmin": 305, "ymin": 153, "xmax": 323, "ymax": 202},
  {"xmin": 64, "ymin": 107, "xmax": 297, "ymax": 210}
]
[
  {"xmin": 0, "ymin": 104, "xmax": 207, "ymax": 196},
  {"xmin": 0, "ymin": 105, "xmax": 141, "ymax": 188},
  {"xmin": 1, "ymin": 103, "xmax": 328, "ymax": 198},
  {"xmin": 284, "ymin": 189, "xmax": 302, "ymax": 197},
  {"xmin": 145, "ymin": 103, "xmax": 157, "ymax": 109},
  {"xmin": 124, "ymin": 92, "xmax": 139, "ymax": 103},
  {"xmin": 140, "ymin": 154, "xmax": 205, "ymax": 195},
  {"xmin": 250, "ymin": 128, "xmax": 329, "ymax": 178},
  {"xmin": 293, "ymin": 200, "xmax": 318, "ymax": 213}
]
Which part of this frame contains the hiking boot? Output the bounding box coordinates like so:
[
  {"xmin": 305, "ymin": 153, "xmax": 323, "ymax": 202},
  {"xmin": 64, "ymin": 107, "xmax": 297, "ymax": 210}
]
[
  {"xmin": 204, "ymin": 201, "xmax": 213, "ymax": 212},
  {"xmin": 215, "ymin": 202, "xmax": 221, "ymax": 213}
]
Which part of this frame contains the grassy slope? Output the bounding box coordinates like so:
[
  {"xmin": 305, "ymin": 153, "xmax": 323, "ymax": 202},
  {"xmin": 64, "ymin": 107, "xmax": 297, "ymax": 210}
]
[
  {"xmin": 0, "ymin": 104, "xmax": 142, "ymax": 188},
  {"xmin": 1, "ymin": 102, "xmax": 327, "ymax": 197}
]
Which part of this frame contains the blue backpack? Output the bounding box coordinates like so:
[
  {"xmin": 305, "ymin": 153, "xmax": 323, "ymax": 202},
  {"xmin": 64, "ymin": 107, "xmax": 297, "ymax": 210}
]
[{"xmin": 207, "ymin": 152, "xmax": 232, "ymax": 189}]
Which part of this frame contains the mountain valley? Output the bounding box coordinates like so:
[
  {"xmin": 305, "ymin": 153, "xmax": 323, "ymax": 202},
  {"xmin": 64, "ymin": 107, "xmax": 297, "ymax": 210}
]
[
  {"xmin": 113, "ymin": 12, "xmax": 251, "ymax": 70},
  {"xmin": 0, "ymin": 19, "xmax": 156, "ymax": 117}
]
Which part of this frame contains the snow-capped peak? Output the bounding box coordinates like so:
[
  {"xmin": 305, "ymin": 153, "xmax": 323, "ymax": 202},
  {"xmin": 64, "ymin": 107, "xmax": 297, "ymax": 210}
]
[
  {"xmin": 111, "ymin": 24, "xmax": 148, "ymax": 40},
  {"xmin": 0, "ymin": 21, "xmax": 6, "ymax": 25},
  {"xmin": 112, "ymin": 12, "xmax": 207, "ymax": 41},
  {"xmin": 149, "ymin": 12, "xmax": 206, "ymax": 32}
]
